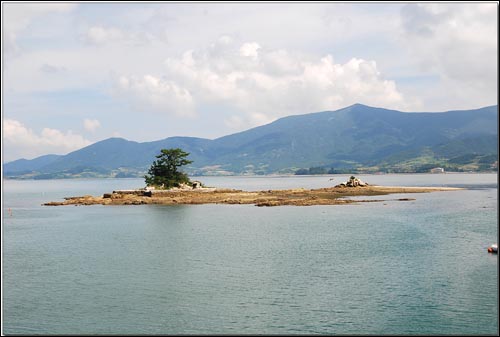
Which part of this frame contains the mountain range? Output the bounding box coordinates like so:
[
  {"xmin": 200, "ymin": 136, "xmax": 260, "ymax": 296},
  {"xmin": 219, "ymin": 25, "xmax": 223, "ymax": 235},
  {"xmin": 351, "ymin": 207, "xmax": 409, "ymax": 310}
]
[{"xmin": 4, "ymin": 104, "xmax": 498, "ymax": 179}]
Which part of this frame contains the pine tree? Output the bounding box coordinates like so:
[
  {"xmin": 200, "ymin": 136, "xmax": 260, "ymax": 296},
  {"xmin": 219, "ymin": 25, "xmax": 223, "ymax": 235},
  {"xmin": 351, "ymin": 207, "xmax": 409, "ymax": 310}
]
[{"xmin": 144, "ymin": 148, "xmax": 193, "ymax": 189}]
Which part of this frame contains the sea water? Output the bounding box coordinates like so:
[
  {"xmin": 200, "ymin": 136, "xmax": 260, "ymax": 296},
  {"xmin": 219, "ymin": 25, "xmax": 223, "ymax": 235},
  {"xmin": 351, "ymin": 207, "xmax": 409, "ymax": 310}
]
[{"xmin": 2, "ymin": 174, "xmax": 498, "ymax": 334}]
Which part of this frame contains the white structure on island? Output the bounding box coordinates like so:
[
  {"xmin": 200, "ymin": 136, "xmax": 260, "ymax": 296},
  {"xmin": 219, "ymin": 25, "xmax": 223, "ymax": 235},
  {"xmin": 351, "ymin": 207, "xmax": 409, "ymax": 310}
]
[
  {"xmin": 335, "ymin": 176, "xmax": 369, "ymax": 188},
  {"xmin": 430, "ymin": 167, "xmax": 445, "ymax": 173}
]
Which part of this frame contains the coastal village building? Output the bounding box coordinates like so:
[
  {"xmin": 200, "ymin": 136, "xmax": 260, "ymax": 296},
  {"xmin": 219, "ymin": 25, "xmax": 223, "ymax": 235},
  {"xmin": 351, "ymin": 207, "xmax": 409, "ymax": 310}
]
[{"xmin": 430, "ymin": 167, "xmax": 445, "ymax": 173}]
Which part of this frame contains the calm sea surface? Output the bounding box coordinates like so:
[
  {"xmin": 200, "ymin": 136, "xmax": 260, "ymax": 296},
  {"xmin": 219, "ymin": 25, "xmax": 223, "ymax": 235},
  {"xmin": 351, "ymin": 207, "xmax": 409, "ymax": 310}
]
[{"xmin": 2, "ymin": 174, "xmax": 498, "ymax": 334}]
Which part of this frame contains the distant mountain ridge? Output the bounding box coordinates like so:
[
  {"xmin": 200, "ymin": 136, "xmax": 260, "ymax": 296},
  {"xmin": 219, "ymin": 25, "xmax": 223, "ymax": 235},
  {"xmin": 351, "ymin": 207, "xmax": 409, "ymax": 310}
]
[
  {"xmin": 3, "ymin": 154, "xmax": 62, "ymax": 174},
  {"xmin": 4, "ymin": 104, "xmax": 498, "ymax": 178}
]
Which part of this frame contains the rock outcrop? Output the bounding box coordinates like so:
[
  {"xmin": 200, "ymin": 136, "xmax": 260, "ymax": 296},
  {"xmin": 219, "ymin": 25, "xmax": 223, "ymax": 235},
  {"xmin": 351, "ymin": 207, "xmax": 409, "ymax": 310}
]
[{"xmin": 335, "ymin": 176, "xmax": 369, "ymax": 188}]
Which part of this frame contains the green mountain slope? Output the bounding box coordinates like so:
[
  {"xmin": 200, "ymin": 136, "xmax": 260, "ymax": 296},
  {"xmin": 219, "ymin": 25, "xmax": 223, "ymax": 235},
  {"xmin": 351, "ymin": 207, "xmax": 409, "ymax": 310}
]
[
  {"xmin": 4, "ymin": 104, "xmax": 498, "ymax": 178},
  {"xmin": 207, "ymin": 104, "xmax": 497, "ymax": 172}
]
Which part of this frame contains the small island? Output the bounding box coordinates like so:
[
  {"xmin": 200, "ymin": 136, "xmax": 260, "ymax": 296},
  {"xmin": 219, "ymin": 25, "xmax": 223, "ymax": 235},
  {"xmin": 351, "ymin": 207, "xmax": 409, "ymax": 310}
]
[
  {"xmin": 43, "ymin": 149, "xmax": 461, "ymax": 207},
  {"xmin": 43, "ymin": 176, "xmax": 461, "ymax": 207}
]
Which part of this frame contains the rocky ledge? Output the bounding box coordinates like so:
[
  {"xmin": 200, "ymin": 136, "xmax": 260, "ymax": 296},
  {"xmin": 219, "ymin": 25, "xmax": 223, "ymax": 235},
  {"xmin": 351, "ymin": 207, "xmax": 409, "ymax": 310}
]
[{"xmin": 43, "ymin": 185, "xmax": 461, "ymax": 207}]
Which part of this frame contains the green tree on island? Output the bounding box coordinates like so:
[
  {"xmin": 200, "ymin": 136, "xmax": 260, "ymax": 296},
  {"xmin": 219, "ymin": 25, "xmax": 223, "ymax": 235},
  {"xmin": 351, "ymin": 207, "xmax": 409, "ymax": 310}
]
[{"xmin": 145, "ymin": 148, "xmax": 193, "ymax": 189}]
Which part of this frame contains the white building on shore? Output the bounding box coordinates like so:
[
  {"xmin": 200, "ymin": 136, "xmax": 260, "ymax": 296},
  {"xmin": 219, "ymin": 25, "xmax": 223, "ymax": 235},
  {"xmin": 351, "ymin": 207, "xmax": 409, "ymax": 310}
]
[{"xmin": 430, "ymin": 167, "xmax": 445, "ymax": 173}]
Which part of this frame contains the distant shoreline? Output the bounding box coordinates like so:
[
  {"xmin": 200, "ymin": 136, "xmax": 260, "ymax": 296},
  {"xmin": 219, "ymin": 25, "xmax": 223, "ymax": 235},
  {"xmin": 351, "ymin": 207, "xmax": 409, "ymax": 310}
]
[
  {"xmin": 5, "ymin": 170, "xmax": 498, "ymax": 181},
  {"xmin": 43, "ymin": 185, "xmax": 462, "ymax": 207}
]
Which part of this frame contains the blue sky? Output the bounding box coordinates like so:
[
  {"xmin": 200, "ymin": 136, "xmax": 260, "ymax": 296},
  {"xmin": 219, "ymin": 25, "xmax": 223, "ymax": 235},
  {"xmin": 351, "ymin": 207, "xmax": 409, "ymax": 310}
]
[{"xmin": 2, "ymin": 2, "xmax": 498, "ymax": 162}]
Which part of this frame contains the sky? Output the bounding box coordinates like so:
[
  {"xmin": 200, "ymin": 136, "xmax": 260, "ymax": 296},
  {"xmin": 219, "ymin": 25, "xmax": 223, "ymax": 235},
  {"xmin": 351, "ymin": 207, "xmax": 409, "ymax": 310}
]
[{"xmin": 2, "ymin": 2, "xmax": 498, "ymax": 162}]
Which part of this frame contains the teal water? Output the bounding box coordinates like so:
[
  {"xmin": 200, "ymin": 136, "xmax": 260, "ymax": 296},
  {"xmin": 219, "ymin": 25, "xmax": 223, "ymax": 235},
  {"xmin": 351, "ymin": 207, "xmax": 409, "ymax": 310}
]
[{"xmin": 2, "ymin": 174, "xmax": 498, "ymax": 334}]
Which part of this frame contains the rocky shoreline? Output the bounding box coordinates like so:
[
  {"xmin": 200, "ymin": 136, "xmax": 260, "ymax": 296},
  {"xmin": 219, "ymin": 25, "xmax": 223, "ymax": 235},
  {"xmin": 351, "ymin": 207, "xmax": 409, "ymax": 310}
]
[{"xmin": 43, "ymin": 185, "xmax": 461, "ymax": 207}]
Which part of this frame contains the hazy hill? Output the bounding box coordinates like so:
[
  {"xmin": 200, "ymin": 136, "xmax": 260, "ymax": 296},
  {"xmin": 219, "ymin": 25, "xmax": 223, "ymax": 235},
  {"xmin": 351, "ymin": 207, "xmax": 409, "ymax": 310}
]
[
  {"xmin": 3, "ymin": 154, "xmax": 61, "ymax": 175},
  {"xmin": 4, "ymin": 104, "xmax": 498, "ymax": 178}
]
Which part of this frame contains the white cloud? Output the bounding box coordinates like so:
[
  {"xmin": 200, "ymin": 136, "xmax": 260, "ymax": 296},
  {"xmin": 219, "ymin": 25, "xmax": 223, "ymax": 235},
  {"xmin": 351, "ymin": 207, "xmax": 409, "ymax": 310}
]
[
  {"xmin": 159, "ymin": 38, "xmax": 412, "ymax": 130},
  {"xmin": 40, "ymin": 63, "xmax": 67, "ymax": 74},
  {"xmin": 400, "ymin": 3, "xmax": 497, "ymax": 108},
  {"xmin": 3, "ymin": 3, "xmax": 496, "ymax": 160},
  {"xmin": 83, "ymin": 119, "xmax": 101, "ymax": 133},
  {"xmin": 3, "ymin": 3, "xmax": 77, "ymax": 58},
  {"xmin": 239, "ymin": 42, "xmax": 261, "ymax": 60},
  {"xmin": 3, "ymin": 119, "xmax": 92, "ymax": 160},
  {"xmin": 3, "ymin": 3, "xmax": 76, "ymax": 31},
  {"xmin": 85, "ymin": 25, "xmax": 154, "ymax": 46},
  {"xmin": 113, "ymin": 74, "xmax": 195, "ymax": 117},
  {"xmin": 86, "ymin": 26, "xmax": 125, "ymax": 45}
]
